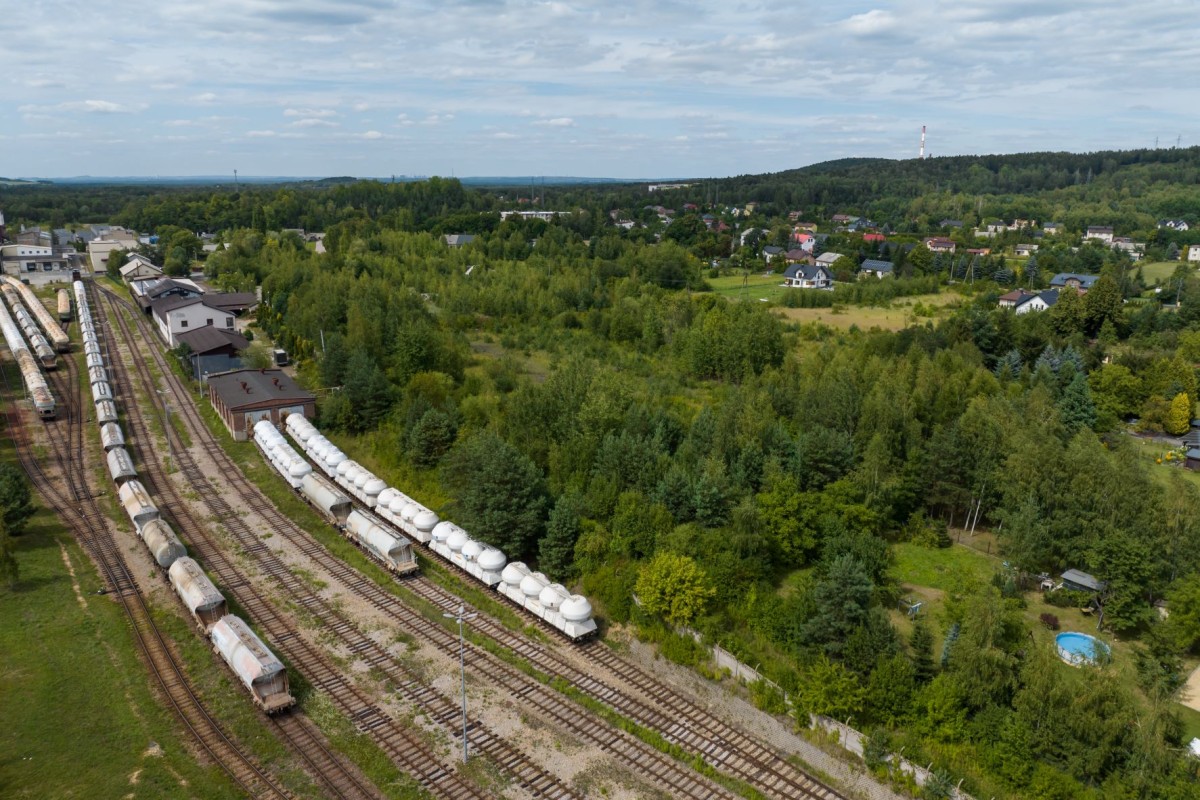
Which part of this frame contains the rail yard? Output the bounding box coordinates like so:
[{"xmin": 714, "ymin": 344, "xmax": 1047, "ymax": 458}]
[{"xmin": 0, "ymin": 276, "xmax": 873, "ymax": 800}]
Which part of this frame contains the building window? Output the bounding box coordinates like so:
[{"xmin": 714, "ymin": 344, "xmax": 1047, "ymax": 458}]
[
  {"xmin": 206, "ymin": 318, "xmax": 213, "ymax": 326},
  {"xmin": 225, "ymin": 318, "xmax": 233, "ymax": 328},
  {"xmin": 180, "ymin": 319, "xmax": 189, "ymax": 328}
]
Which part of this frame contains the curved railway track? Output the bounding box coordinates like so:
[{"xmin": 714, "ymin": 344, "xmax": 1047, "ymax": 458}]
[
  {"xmin": 3, "ymin": 322, "xmax": 291, "ymax": 800},
  {"xmin": 99, "ymin": 286, "xmax": 744, "ymax": 800},
  {"xmin": 97, "ymin": 286, "xmax": 500, "ymax": 800},
  {"xmin": 101, "ymin": 285, "xmax": 859, "ymax": 800}
]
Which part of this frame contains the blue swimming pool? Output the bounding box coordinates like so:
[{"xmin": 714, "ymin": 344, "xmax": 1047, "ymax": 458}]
[{"xmin": 1056, "ymin": 632, "xmax": 1110, "ymax": 666}]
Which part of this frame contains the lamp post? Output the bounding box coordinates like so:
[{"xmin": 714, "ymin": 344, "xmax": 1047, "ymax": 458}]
[
  {"xmin": 442, "ymin": 603, "xmax": 477, "ymax": 763},
  {"xmin": 155, "ymin": 389, "xmax": 173, "ymax": 461}
]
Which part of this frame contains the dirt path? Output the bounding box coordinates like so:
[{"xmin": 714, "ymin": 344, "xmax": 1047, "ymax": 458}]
[{"xmin": 1182, "ymin": 666, "xmax": 1200, "ymax": 712}]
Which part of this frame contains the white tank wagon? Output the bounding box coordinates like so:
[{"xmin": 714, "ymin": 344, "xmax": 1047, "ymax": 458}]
[
  {"xmin": 298, "ymin": 473, "xmax": 352, "ymax": 525},
  {"xmin": 91, "ymin": 380, "xmax": 113, "ymax": 404},
  {"xmin": 209, "ymin": 615, "xmax": 294, "ymax": 714},
  {"xmin": 140, "ymin": 519, "xmax": 187, "ymax": 570},
  {"xmin": 88, "ymin": 364, "xmax": 108, "ymax": 385},
  {"xmin": 100, "ymin": 422, "xmax": 126, "ymax": 452},
  {"xmin": 84, "ymin": 341, "xmax": 102, "ymax": 360},
  {"xmin": 57, "ymin": 288, "xmax": 72, "ymax": 322},
  {"xmin": 475, "ymin": 546, "xmax": 507, "ymax": 586},
  {"xmin": 343, "ymin": 509, "xmax": 418, "ymax": 576},
  {"xmin": 2, "ymin": 276, "xmax": 70, "ymax": 352},
  {"xmin": 2, "ymin": 285, "xmax": 58, "ymax": 368},
  {"xmin": 285, "ymin": 413, "xmax": 318, "ymax": 444},
  {"xmin": 118, "ymin": 480, "xmax": 159, "ymax": 531},
  {"xmin": 430, "ymin": 520, "xmax": 463, "ymax": 561},
  {"xmin": 106, "ymin": 446, "xmax": 137, "ymax": 483},
  {"xmin": 0, "ymin": 300, "xmax": 56, "ymax": 419},
  {"xmin": 252, "ymin": 421, "xmax": 312, "ymax": 489},
  {"xmin": 95, "ymin": 400, "xmax": 118, "ymax": 425},
  {"xmin": 169, "ymin": 557, "xmax": 227, "ymax": 632}
]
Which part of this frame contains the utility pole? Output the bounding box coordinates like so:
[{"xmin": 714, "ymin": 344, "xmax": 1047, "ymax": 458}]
[{"xmin": 443, "ymin": 603, "xmax": 477, "ymax": 763}]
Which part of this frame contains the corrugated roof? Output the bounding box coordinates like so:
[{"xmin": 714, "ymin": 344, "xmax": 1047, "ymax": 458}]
[
  {"xmin": 208, "ymin": 368, "xmax": 314, "ymax": 410},
  {"xmin": 202, "ymin": 292, "xmax": 258, "ymax": 312},
  {"xmin": 175, "ymin": 325, "xmax": 249, "ymax": 355}
]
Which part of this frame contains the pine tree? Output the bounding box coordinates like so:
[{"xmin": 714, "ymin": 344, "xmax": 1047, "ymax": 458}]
[
  {"xmin": 1024, "ymin": 254, "xmax": 1040, "ymax": 287},
  {"xmin": 538, "ymin": 492, "xmax": 584, "ymax": 579},
  {"xmin": 1058, "ymin": 371, "xmax": 1098, "ymax": 434},
  {"xmin": 1166, "ymin": 392, "xmax": 1192, "ymax": 436},
  {"xmin": 911, "ymin": 618, "xmax": 935, "ymax": 683},
  {"xmin": 940, "ymin": 622, "xmax": 960, "ymax": 668}
]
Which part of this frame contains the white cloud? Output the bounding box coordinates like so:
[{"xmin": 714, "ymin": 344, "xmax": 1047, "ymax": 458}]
[
  {"xmin": 361, "ymin": 130, "xmax": 383, "ymax": 139},
  {"xmin": 284, "ymin": 107, "xmax": 338, "ymax": 118},
  {"xmin": 492, "ymin": 131, "xmax": 517, "ymax": 139},
  {"xmin": 247, "ymin": 130, "xmax": 277, "ymax": 137},
  {"xmin": 289, "ymin": 118, "xmax": 339, "ymax": 128},
  {"xmin": 353, "ymin": 102, "xmax": 370, "ymax": 112},
  {"xmin": 193, "ymin": 92, "xmax": 218, "ymax": 103},
  {"xmin": 843, "ymin": 9, "xmax": 897, "ymax": 36},
  {"xmin": 533, "ymin": 117, "xmax": 575, "ymax": 127}
]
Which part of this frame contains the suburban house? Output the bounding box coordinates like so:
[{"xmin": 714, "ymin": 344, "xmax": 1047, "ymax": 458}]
[
  {"xmin": 939, "ymin": 219, "xmax": 964, "ymax": 229},
  {"xmin": 207, "ymin": 368, "xmax": 316, "ymax": 442},
  {"xmin": 860, "ymin": 259, "xmax": 894, "ymax": 279},
  {"xmin": 443, "ymin": 234, "xmax": 475, "ymax": 248},
  {"xmin": 152, "ymin": 296, "xmax": 236, "ymax": 347},
  {"xmin": 792, "ymin": 221, "xmax": 819, "ymax": 232},
  {"xmin": 966, "ymin": 247, "xmax": 991, "ymax": 257},
  {"xmin": 783, "ymin": 264, "xmax": 833, "ymax": 289},
  {"xmin": 1159, "ymin": 219, "xmax": 1190, "ymax": 232},
  {"xmin": 762, "ymin": 245, "xmax": 785, "ymax": 263},
  {"xmin": 1188, "ymin": 245, "xmax": 1200, "ymax": 263},
  {"xmin": 924, "ymin": 237, "xmax": 956, "ymax": 254},
  {"xmin": 1084, "ymin": 226, "xmax": 1114, "ymax": 243},
  {"xmin": 1060, "ymin": 569, "xmax": 1106, "ymax": 594},
  {"xmin": 831, "ymin": 214, "xmax": 859, "ymax": 225},
  {"xmin": 981, "ymin": 221, "xmax": 1007, "ymax": 236},
  {"xmin": 1050, "ymin": 273, "xmax": 1100, "ymax": 292},
  {"xmin": 785, "ymin": 248, "xmax": 810, "ymax": 263},
  {"xmin": 1043, "ymin": 222, "xmax": 1062, "ymax": 235},
  {"xmin": 1111, "ymin": 237, "xmax": 1145, "ymax": 258},
  {"xmin": 1009, "ymin": 219, "xmax": 1037, "ymax": 230},
  {"xmin": 792, "ymin": 232, "xmax": 816, "ymax": 252},
  {"xmin": 815, "ymin": 252, "xmax": 843, "ymax": 270},
  {"xmin": 998, "ymin": 288, "xmax": 1059, "ymax": 314},
  {"xmin": 740, "ymin": 228, "xmax": 763, "ymax": 247},
  {"xmin": 1014, "ymin": 243, "xmax": 1039, "ymax": 257}
]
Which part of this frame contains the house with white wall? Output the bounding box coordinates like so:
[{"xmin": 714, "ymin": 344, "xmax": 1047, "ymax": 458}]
[{"xmin": 152, "ymin": 296, "xmax": 235, "ymax": 347}]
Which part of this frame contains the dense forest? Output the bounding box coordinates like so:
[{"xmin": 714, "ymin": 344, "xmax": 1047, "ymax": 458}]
[{"xmin": 8, "ymin": 148, "xmax": 1200, "ymax": 799}]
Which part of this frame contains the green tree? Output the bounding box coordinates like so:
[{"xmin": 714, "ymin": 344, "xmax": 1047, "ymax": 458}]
[
  {"xmin": 1058, "ymin": 371, "xmax": 1097, "ymax": 434},
  {"xmin": 238, "ymin": 341, "xmax": 273, "ymax": 370},
  {"xmin": 538, "ymin": 492, "xmax": 584, "ymax": 579},
  {"xmin": 635, "ymin": 552, "xmax": 716, "ymax": 627},
  {"xmin": 801, "ymin": 554, "xmax": 873, "ymax": 657},
  {"xmin": 866, "ymin": 653, "xmax": 915, "ymax": 725},
  {"xmin": 910, "ymin": 617, "xmax": 936, "ymax": 684},
  {"xmin": 1163, "ymin": 574, "xmax": 1200, "ymax": 653},
  {"xmin": 1166, "ymin": 392, "xmax": 1191, "ymax": 436},
  {"xmin": 441, "ymin": 432, "xmax": 549, "ymax": 557},
  {"xmin": 794, "ymin": 655, "xmax": 866, "ymax": 722},
  {"xmin": 408, "ymin": 408, "xmax": 457, "ymax": 469},
  {"xmin": 105, "ymin": 247, "xmax": 127, "ymax": 280},
  {"xmin": 1050, "ymin": 287, "xmax": 1085, "ymax": 335},
  {"xmin": 0, "ymin": 464, "xmax": 34, "ymax": 536},
  {"xmin": 1082, "ymin": 274, "xmax": 1123, "ymax": 335}
]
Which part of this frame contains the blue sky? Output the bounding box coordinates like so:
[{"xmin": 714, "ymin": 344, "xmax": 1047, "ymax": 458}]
[{"xmin": 2, "ymin": 0, "xmax": 1197, "ymax": 179}]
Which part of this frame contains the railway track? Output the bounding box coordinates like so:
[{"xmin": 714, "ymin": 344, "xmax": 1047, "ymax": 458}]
[
  {"xmin": 3, "ymin": 334, "xmax": 291, "ymax": 800},
  {"xmin": 97, "ymin": 287, "xmax": 499, "ymax": 800},
  {"xmin": 100, "ymin": 286, "xmax": 745, "ymax": 800},
  {"xmin": 101, "ymin": 285, "xmax": 856, "ymax": 800}
]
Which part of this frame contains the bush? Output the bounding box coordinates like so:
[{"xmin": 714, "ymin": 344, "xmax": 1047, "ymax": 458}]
[
  {"xmin": 1039, "ymin": 612, "xmax": 1060, "ymax": 630},
  {"xmin": 1044, "ymin": 588, "xmax": 1092, "ymax": 608}
]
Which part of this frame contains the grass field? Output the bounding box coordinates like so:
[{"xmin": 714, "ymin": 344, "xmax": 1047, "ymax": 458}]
[
  {"xmin": 1139, "ymin": 261, "xmax": 1189, "ymax": 284},
  {"xmin": 0, "ymin": 498, "xmax": 246, "ymax": 799},
  {"xmin": 707, "ymin": 272, "xmax": 794, "ymax": 304},
  {"xmin": 774, "ymin": 292, "xmax": 962, "ymax": 331}
]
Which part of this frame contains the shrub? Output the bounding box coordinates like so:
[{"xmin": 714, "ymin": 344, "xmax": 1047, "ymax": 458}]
[
  {"xmin": 1039, "ymin": 612, "xmax": 1060, "ymax": 630},
  {"xmin": 1044, "ymin": 588, "xmax": 1092, "ymax": 608}
]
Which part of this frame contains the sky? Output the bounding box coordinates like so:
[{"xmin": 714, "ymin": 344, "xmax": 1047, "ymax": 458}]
[{"xmin": 2, "ymin": 0, "xmax": 1198, "ymax": 180}]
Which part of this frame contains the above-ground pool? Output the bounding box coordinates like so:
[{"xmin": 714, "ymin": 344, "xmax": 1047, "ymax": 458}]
[{"xmin": 1056, "ymin": 632, "xmax": 1110, "ymax": 666}]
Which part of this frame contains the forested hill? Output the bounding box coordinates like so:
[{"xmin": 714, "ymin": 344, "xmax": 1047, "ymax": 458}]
[{"xmin": 699, "ymin": 146, "xmax": 1200, "ymax": 217}]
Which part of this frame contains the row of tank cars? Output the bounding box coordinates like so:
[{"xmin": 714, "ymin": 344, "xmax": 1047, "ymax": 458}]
[
  {"xmin": 74, "ymin": 280, "xmax": 294, "ymax": 714},
  {"xmin": 252, "ymin": 413, "xmax": 598, "ymax": 641},
  {"xmin": 0, "ymin": 277, "xmax": 65, "ymax": 418}
]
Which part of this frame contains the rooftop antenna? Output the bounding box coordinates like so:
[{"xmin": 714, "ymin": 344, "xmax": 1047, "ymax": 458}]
[
  {"xmin": 919, "ymin": 125, "xmax": 926, "ymax": 160},
  {"xmin": 233, "ymin": 169, "xmax": 238, "ymax": 188}
]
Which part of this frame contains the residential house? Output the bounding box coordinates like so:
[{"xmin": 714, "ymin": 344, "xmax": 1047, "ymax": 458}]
[
  {"xmin": 860, "ymin": 259, "xmax": 894, "ymax": 279},
  {"xmin": 740, "ymin": 228, "xmax": 763, "ymax": 247},
  {"xmin": 1111, "ymin": 237, "xmax": 1145, "ymax": 258},
  {"xmin": 831, "ymin": 214, "xmax": 858, "ymax": 225},
  {"xmin": 924, "ymin": 237, "xmax": 956, "ymax": 254},
  {"xmin": 998, "ymin": 288, "xmax": 1058, "ymax": 314},
  {"xmin": 119, "ymin": 254, "xmax": 162, "ymax": 282},
  {"xmin": 1084, "ymin": 226, "xmax": 1114, "ymax": 243},
  {"xmin": 862, "ymin": 232, "xmax": 886, "ymax": 244},
  {"xmin": 792, "ymin": 221, "xmax": 819, "ymax": 232},
  {"xmin": 1043, "ymin": 222, "xmax": 1062, "ymax": 235},
  {"xmin": 443, "ymin": 234, "xmax": 476, "ymax": 248},
  {"xmin": 762, "ymin": 245, "xmax": 785, "ymax": 263},
  {"xmin": 1049, "ymin": 273, "xmax": 1100, "ymax": 292},
  {"xmin": 792, "ymin": 232, "xmax": 816, "ymax": 253},
  {"xmin": 980, "ymin": 221, "xmax": 1007, "ymax": 237},
  {"xmin": 1009, "ymin": 219, "xmax": 1037, "ymax": 230},
  {"xmin": 783, "ymin": 264, "xmax": 833, "ymax": 289},
  {"xmin": 784, "ymin": 248, "xmax": 810, "ymax": 263},
  {"xmin": 152, "ymin": 296, "xmax": 236, "ymax": 347},
  {"xmin": 1159, "ymin": 219, "xmax": 1190, "ymax": 232},
  {"xmin": 1014, "ymin": 243, "xmax": 1039, "ymax": 257},
  {"xmin": 1188, "ymin": 245, "xmax": 1200, "ymax": 263},
  {"xmin": 939, "ymin": 219, "xmax": 964, "ymax": 229},
  {"xmin": 130, "ymin": 275, "xmax": 202, "ymax": 312},
  {"xmin": 815, "ymin": 252, "xmax": 843, "ymax": 270},
  {"xmin": 1060, "ymin": 569, "xmax": 1106, "ymax": 594}
]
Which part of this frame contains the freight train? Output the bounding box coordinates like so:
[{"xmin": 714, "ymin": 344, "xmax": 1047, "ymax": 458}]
[
  {"xmin": 0, "ymin": 296, "xmax": 56, "ymax": 418},
  {"xmin": 257, "ymin": 414, "xmax": 598, "ymax": 641},
  {"xmin": 74, "ymin": 280, "xmax": 294, "ymax": 714}
]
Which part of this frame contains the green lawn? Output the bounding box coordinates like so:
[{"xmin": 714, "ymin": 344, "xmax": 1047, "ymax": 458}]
[
  {"xmin": 707, "ymin": 272, "xmax": 794, "ymax": 303},
  {"xmin": 890, "ymin": 542, "xmax": 996, "ymax": 592},
  {"xmin": 1139, "ymin": 261, "xmax": 1190, "ymax": 284},
  {"xmin": 0, "ymin": 504, "xmax": 244, "ymax": 799}
]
